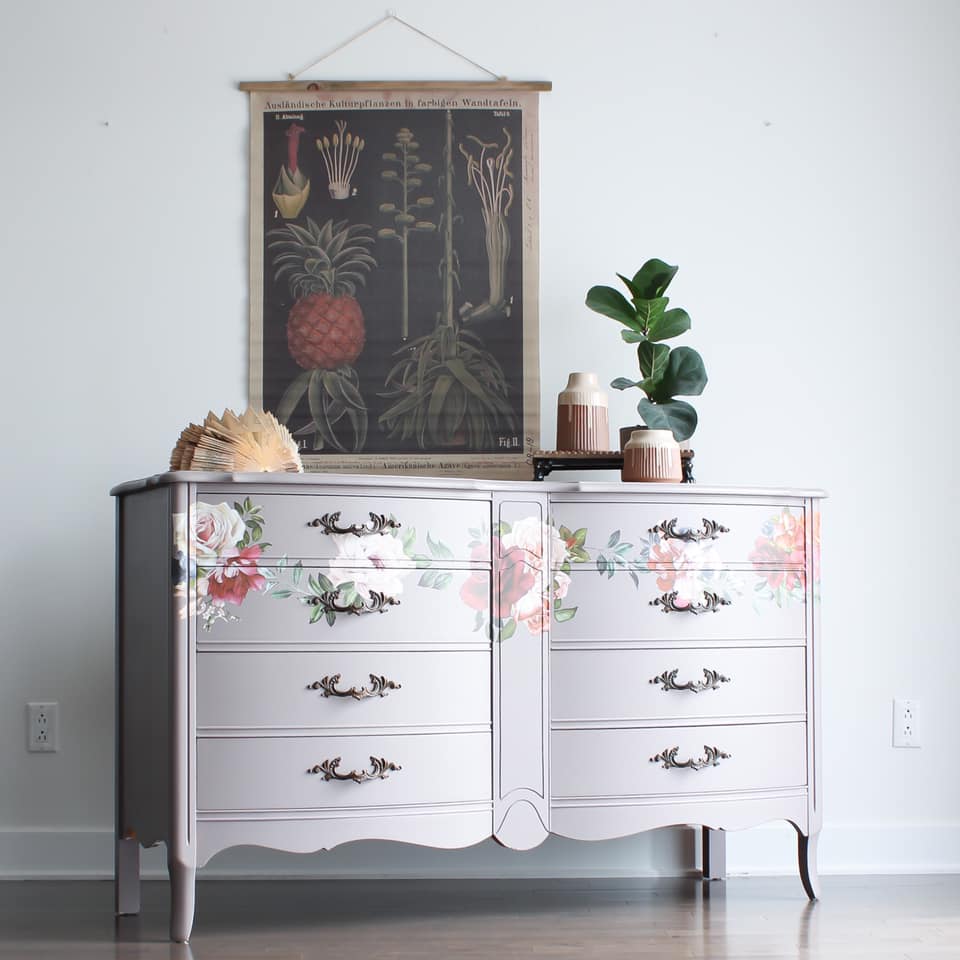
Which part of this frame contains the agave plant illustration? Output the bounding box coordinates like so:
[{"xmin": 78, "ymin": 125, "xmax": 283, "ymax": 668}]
[
  {"xmin": 458, "ymin": 129, "xmax": 514, "ymax": 321},
  {"xmin": 268, "ymin": 218, "xmax": 377, "ymax": 452},
  {"xmin": 316, "ymin": 120, "xmax": 365, "ymax": 200},
  {"xmin": 380, "ymin": 111, "xmax": 515, "ymax": 448},
  {"xmin": 271, "ymin": 123, "xmax": 310, "ymax": 219},
  {"xmin": 377, "ymin": 127, "xmax": 438, "ymax": 340}
]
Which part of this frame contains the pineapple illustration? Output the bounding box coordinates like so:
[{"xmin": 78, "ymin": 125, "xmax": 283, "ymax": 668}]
[{"xmin": 267, "ymin": 218, "xmax": 377, "ymax": 452}]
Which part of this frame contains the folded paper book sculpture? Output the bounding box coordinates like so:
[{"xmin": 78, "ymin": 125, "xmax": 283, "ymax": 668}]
[{"xmin": 169, "ymin": 408, "xmax": 303, "ymax": 473}]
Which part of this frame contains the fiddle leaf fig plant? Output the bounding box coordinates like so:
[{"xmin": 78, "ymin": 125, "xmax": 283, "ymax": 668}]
[{"xmin": 586, "ymin": 258, "xmax": 707, "ymax": 441}]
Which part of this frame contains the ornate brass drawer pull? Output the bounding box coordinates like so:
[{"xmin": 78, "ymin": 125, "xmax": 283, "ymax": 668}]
[
  {"xmin": 650, "ymin": 668, "xmax": 730, "ymax": 693},
  {"xmin": 651, "ymin": 590, "xmax": 730, "ymax": 614},
  {"xmin": 307, "ymin": 756, "xmax": 401, "ymax": 783},
  {"xmin": 308, "ymin": 673, "xmax": 401, "ymax": 700},
  {"xmin": 308, "ymin": 511, "xmax": 401, "ymax": 537},
  {"xmin": 306, "ymin": 589, "xmax": 400, "ymax": 616},
  {"xmin": 649, "ymin": 517, "xmax": 729, "ymax": 542},
  {"xmin": 650, "ymin": 745, "xmax": 731, "ymax": 771}
]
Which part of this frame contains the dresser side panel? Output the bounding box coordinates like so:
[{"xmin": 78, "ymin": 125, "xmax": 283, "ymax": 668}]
[
  {"xmin": 493, "ymin": 496, "xmax": 550, "ymax": 849},
  {"xmin": 117, "ymin": 486, "xmax": 174, "ymax": 847}
]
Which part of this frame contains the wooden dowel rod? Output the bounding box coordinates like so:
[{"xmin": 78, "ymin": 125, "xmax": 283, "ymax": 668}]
[{"xmin": 239, "ymin": 80, "xmax": 552, "ymax": 92}]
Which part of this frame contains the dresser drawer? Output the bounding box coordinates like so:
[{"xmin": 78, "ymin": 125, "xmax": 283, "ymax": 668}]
[
  {"xmin": 197, "ymin": 567, "xmax": 489, "ymax": 646},
  {"xmin": 197, "ymin": 732, "xmax": 492, "ymax": 812},
  {"xmin": 551, "ymin": 500, "xmax": 808, "ymax": 569},
  {"xmin": 552, "ymin": 722, "xmax": 807, "ymax": 799},
  {"xmin": 194, "ymin": 491, "xmax": 489, "ymax": 564},
  {"xmin": 551, "ymin": 569, "xmax": 805, "ymax": 642},
  {"xmin": 197, "ymin": 650, "xmax": 490, "ymax": 731},
  {"xmin": 551, "ymin": 647, "xmax": 805, "ymax": 723}
]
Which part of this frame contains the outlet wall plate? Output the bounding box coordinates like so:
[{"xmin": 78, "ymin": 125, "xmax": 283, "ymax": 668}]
[
  {"xmin": 27, "ymin": 701, "xmax": 58, "ymax": 753},
  {"xmin": 893, "ymin": 698, "xmax": 920, "ymax": 748}
]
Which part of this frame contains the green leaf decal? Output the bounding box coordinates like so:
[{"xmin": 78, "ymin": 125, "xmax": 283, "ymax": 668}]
[
  {"xmin": 500, "ymin": 618, "xmax": 517, "ymax": 641},
  {"xmin": 606, "ymin": 530, "xmax": 620, "ymax": 548},
  {"xmin": 553, "ymin": 606, "xmax": 578, "ymax": 623}
]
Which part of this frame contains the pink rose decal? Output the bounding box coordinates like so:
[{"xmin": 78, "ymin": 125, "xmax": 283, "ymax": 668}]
[{"xmin": 205, "ymin": 544, "xmax": 266, "ymax": 605}]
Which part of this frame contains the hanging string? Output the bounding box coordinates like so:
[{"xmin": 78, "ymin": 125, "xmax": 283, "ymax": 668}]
[{"xmin": 287, "ymin": 10, "xmax": 505, "ymax": 81}]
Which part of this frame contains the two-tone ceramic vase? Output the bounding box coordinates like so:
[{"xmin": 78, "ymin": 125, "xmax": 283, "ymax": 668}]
[
  {"xmin": 556, "ymin": 373, "xmax": 610, "ymax": 452},
  {"xmin": 622, "ymin": 428, "xmax": 683, "ymax": 482}
]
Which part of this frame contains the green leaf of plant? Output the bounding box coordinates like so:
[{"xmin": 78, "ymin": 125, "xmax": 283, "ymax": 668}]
[
  {"xmin": 637, "ymin": 341, "xmax": 670, "ymax": 381},
  {"xmin": 308, "ymin": 371, "xmax": 344, "ymax": 452},
  {"xmin": 585, "ymin": 285, "xmax": 640, "ymax": 330},
  {"xmin": 427, "ymin": 374, "xmax": 454, "ymax": 442},
  {"xmin": 616, "ymin": 272, "xmax": 643, "ymax": 300},
  {"xmin": 276, "ymin": 369, "xmax": 312, "ymax": 425},
  {"xmin": 631, "ymin": 259, "xmax": 678, "ymax": 299},
  {"xmin": 656, "ymin": 346, "xmax": 708, "ymax": 398},
  {"xmin": 634, "ymin": 296, "xmax": 667, "ymax": 334},
  {"xmin": 620, "ymin": 329, "xmax": 646, "ymax": 344},
  {"xmin": 637, "ymin": 398, "xmax": 699, "ymax": 441},
  {"xmin": 610, "ymin": 377, "xmax": 638, "ymax": 391},
  {"xmin": 647, "ymin": 308, "xmax": 691, "ymax": 343}
]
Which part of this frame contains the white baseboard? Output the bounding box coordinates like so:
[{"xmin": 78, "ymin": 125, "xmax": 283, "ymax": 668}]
[
  {"xmin": 726, "ymin": 820, "xmax": 960, "ymax": 876},
  {"xmin": 1, "ymin": 823, "xmax": 957, "ymax": 880}
]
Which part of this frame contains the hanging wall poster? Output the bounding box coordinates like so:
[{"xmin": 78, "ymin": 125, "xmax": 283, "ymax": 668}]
[{"xmin": 244, "ymin": 81, "xmax": 549, "ymax": 480}]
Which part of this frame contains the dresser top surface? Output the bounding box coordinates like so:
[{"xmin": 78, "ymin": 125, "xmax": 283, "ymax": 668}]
[{"xmin": 111, "ymin": 471, "xmax": 826, "ymax": 500}]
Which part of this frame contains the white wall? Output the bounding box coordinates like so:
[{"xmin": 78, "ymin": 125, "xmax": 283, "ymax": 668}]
[{"xmin": 2, "ymin": 0, "xmax": 958, "ymax": 878}]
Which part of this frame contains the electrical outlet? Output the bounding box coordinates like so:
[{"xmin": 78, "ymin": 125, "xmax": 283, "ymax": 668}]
[
  {"xmin": 893, "ymin": 698, "xmax": 920, "ymax": 748},
  {"xmin": 27, "ymin": 702, "xmax": 58, "ymax": 753}
]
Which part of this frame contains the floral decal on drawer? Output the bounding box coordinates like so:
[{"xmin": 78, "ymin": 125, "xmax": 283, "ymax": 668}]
[
  {"xmin": 461, "ymin": 518, "xmax": 574, "ymax": 639},
  {"xmin": 749, "ymin": 506, "xmax": 820, "ymax": 607},
  {"xmin": 551, "ymin": 507, "xmax": 818, "ymax": 621},
  {"xmin": 174, "ymin": 499, "xmax": 461, "ymax": 630},
  {"xmin": 558, "ymin": 524, "xmax": 741, "ymax": 614}
]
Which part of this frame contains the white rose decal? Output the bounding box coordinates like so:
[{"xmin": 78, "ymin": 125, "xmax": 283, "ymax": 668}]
[
  {"xmin": 328, "ymin": 532, "xmax": 410, "ymax": 600},
  {"xmin": 192, "ymin": 502, "xmax": 246, "ymax": 562}
]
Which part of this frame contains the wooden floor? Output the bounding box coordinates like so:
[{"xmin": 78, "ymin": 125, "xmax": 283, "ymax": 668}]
[{"xmin": 0, "ymin": 875, "xmax": 957, "ymax": 959}]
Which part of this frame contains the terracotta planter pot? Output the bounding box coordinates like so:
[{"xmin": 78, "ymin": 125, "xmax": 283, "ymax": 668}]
[
  {"xmin": 556, "ymin": 372, "xmax": 610, "ymax": 452},
  {"xmin": 622, "ymin": 428, "xmax": 682, "ymax": 483}
]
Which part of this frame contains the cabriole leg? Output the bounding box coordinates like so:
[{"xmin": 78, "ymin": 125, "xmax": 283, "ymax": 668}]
[
  {"xmin": 798, "ymin": 830, "xmax": 821, "ymax": 900},
  {"xmin": 702, "ymin": 827, "xmax": 726, "ymax": 881},
  {"xmin": 169, "ymin": 858, "xmax": 196, "ymax": 943},
  {"xmin": 115, "ymin": 837, "xmax": 141, "ymax": 915}
]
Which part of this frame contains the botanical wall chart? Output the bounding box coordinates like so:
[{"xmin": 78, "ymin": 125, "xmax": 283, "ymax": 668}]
[{"xmin": 246, "ymin": 82, "xmax": 546, "ymax": 479}]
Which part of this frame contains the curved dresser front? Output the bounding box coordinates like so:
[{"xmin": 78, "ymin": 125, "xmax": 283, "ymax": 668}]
[{"xmin": 112, "ymin": 472, "xmax": 824, "ymax": 942}]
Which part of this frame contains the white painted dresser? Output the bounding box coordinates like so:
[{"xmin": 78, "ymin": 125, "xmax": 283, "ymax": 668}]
[{"xmin": 112, "ymin": 472, "xmax": 824, "ymax": 942}]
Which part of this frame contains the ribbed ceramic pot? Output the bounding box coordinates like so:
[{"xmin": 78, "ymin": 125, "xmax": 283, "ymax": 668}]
[
  {"xmin": 556, "ymin": 372, "xmax": 610, "ymax": 452},
  {"xmin": 622, "ymin": 428, "xmax": 683, "ymax": 482}
]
